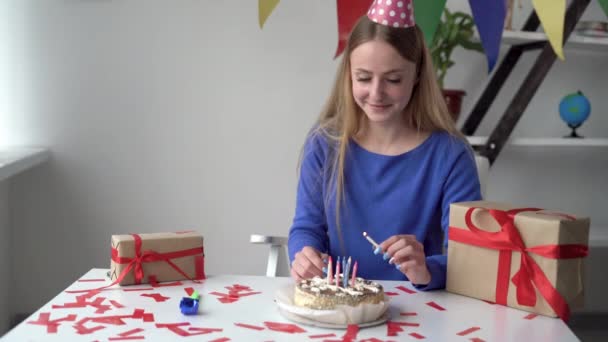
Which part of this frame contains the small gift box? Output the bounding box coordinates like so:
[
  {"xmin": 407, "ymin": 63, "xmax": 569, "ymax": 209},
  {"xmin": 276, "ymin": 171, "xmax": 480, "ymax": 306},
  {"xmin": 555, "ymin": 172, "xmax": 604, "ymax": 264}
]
[
  {"xmin": 110, "ymin": 231, "xmax": 206, "ymax": 286},
  {"xmin": 446, "ymin": 201, "xmax": 589, "ymax": 321}
]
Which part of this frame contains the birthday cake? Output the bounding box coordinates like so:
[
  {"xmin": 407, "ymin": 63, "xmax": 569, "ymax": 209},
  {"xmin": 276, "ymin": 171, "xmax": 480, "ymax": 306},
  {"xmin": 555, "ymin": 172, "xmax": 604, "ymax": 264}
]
[{"xmin": 294, "ymin": 275, "xmax": 385, "ymax": 310}]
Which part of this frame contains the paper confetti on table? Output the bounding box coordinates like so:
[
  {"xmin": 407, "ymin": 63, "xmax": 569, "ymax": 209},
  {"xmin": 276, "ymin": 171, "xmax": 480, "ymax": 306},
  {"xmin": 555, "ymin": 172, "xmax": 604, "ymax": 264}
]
[
  {"xmin": 234, "ymin": 323, "xmax": 265, "ymax": 331},
  {"xmin": 27, "ymin": 313, "xmax": 77, "ymax": 333},
  {"xmin": 425, "ymin": 301, "xmax": 446, "ymax": 311},
  {"xmin": 208, "ymin": 338, "xmax": 231, "ymax": 342},
  {"xmin": 109, "ymin": 300, "xmax": 125, "ymax": 308},
  {"xmin": 400, "ymin": 312, "xmax": 418, "ymax": 316},
  {"xmin": 386, "ymin": 321, "xmax": 416, "ymax": 337},
  {"xmin": 395, "ymin": 285, "xmax": 416, "ymax": 294},
  {"xmin": 470, "ymin": 338, "xmax": 486, "ymax": 342},
  {"xmin": 140, "ymin": 293, "xmax": 170, "ymax": 302},
  {"xmin": 187, "ymin": 327, "xmax": 223, "ymax": 334},
  {"xmin": 385, "ymin": 292, "xmax": 399, "ymax": 296},
  {"xmin": 524, "ymin": 313, "xmax": 539, "ymax": 320},
  {"xmin": 52, "ymin": 294, "xmax": 112, "ymax": 314},
  {"xmin": 308, "ymin": 333, "xmax": 337, "ymax": 339},
  {"xmin": 457, "ymin": 327, "xmax": 480, "ymax": 336},
  {"xmin": 107, "ymin": 327, "xmax": 146, "ymax": 340},
  {"xmin": 263, "ymin": 321, "xmax": 306, "ymax": 333},
  {"xmin": 409, "ymin": 332, "xmax": 426, "ymax": 339},
  {"xmin": 342, "ymin": 324, "xmax": 359, "ymax": 341},
  {"xmin": 209, "ymin": 284, "xmax": 261, "ymax": 303}
]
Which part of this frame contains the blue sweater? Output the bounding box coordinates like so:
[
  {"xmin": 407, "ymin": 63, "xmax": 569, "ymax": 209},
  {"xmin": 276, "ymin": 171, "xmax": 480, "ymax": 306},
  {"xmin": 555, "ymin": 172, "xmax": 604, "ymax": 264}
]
[{"xmin": 288, "ymin": 130, "xmax": 481, "ymax": 290}]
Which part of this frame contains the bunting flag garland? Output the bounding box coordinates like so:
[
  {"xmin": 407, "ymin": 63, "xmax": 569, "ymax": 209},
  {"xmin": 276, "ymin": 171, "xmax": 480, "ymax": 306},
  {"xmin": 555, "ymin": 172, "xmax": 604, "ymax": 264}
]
[
  {"xmin": 532, "ymin": 0, "xmax": 566, "ymax": 60},
  {"xmin": 469, "ymin": 0, "xmax": 506, "ymax": 72},
  {"xmin": 334, "ymin": 0, "xmax": 373, "ymax": 58},
  {"xmin": 413, "ymin": 0, "xmax": 447, "ymax": 46},
  {"xmin": 599, "ymin": 0, "xmax": 608, "ymax": 18},
  {"xmin": 259, "ymin": 0, "xmax": 280, "ymax": 28},
  {"xmin": 258, "ymin": 0, "xmax": 603, "ymax": 64}
]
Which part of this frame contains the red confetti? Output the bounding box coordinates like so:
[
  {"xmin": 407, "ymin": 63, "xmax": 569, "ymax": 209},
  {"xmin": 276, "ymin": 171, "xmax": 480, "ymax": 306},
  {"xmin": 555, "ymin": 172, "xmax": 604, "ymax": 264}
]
[
  {"xmin": 78, "ymin": 279, "xmax": 106, "ymax": 282},
  {"xmin": 108, "ymin": 336, "xmax": 145, "ymax": 341},
  {"xmin": 309, "ymin": 333, "xmax": 337, "ymax": 339},
  {"xmin": 425, "ymin": 301, "xmax": 446, "ymax": 311},
  {"xmin": 396, "ymin": 285, "xmax": 416, "ymax": 294},
  {"xmin": 110, "ymin": 300, "xmax": 125, "ymax": 308},
  {"xmin": 343, "ymin": 324, "xmax": 359, "ymax": 341},
  {"xmin": 264, "ymin": 321, "xmax": 307, "ymax": 333},
  {"xmin": 209, "ymin": 338, "xmax": 230, "ymax": 342},
  {"xmin": 386, "ymin": 321, "xmax": 416, "ymax": 337},
  {"xmin": 27, "ymin": 313, "xmax": 77, "ymax": 333},
  {"xmin": 73, "ymin": 324, "xmax": 105, "ymax": 335},
  {"xmin": 524, "ymin": 313, "xmax": 538, "ymax": 320},
  {"xmin": 409, "ymin": 332, "xmax": 425, "ymax": 339},
  {"xmin": 119, "ymin": 328, "xmax": 145, "ymax": 337},
  {"xmin": 470, "ymin": 338, "xmax": 486, "ymax": 342},
  {"xmin": 52, "ymin": 294, "xmax": 111, "ymax": 314},
  {"xmin": 210, "ymin": 285, "xmax": 261, "ymax": 303},
  {"xmin": 400, "ymin": 312, "xmax": 417, "ymax": 316},
  {"xmin": 400, "ymin": 322, "xmax": 420, "ymax": 327},
  {"xmin": 188, "ymin": 327, "xmax": 223, "ymax": 334},
  {"xmin": 359, "ymin": 339, "xmax": 384, "ymax": 342},
  {"xmin": 234, "ymin": 323, "xmax": 265, "ymax": 331},
  {"xmin": 184, "ymin": 287, "xmax": 195, "ymax": 296},
  {"xmin": 457, "ymin": 327, "xmax": 480, "ymax": 336},
  {"xmin": 140, "ymin": 293, "xmax": 169, "ymax": 302},
  {"xmin": 385, "ymin": 292, "xmax": 399, "ymax": 296}
]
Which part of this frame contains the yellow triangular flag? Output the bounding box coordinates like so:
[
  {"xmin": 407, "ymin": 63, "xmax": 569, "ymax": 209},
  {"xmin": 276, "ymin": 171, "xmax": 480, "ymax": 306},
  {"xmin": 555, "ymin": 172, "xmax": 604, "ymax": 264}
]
[
  {"xmin": 532, "ymin": 0, "xmax": 566, "ymax": 60},
  {"xmin": 259, "ymin": 0, "xmax": 280, "ymax": 28}
]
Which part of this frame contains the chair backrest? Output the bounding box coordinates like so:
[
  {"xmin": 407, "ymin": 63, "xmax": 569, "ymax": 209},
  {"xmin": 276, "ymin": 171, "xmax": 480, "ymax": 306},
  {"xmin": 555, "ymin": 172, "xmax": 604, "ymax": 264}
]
[
  {"xmin": 251, "ymin": 154, "xmax": 490, "ymax": 277},
  {"xmin": 474, "ymin": 154, "xmax": 489, "ymax": 199}
]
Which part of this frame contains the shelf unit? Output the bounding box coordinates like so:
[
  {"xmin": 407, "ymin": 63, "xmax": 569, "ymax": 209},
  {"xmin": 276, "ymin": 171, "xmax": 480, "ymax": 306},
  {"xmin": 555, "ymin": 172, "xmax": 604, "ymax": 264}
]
[
  {"xmin": 461, "ymin": 0, "xmax": 607, "ymax": 247},
  {"xmin": 467, "ymin": 137, "xmax": 608, "ymax": 147},
  {"xmin": 461, "ymin": 0, "xmax": 597, "ymax": 163},
  {"xmin": 500, "ymin": 30, "xmax": 608, "ymax": 52}
]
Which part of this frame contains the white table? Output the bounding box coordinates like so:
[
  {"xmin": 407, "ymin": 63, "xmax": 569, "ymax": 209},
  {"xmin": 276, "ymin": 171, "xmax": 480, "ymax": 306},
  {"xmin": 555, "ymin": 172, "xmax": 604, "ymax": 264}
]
[{"xmin": 1, "ymin": 268, "xmax": 579, "ymax": 341}]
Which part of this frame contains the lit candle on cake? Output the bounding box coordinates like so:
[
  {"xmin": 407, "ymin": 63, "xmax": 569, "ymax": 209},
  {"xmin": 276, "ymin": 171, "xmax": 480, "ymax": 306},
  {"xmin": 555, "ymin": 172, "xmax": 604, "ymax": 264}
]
[
  {"xmin": 327, "ymin": 255, "xmax": 333, "ymax": 283},
  {"xmin": 350, "ymin": 261, "xmax": 358, "ymax": 286},
  {"xmin": 335, "ymin": 257, "xmax": 341, "ymax": 287}
]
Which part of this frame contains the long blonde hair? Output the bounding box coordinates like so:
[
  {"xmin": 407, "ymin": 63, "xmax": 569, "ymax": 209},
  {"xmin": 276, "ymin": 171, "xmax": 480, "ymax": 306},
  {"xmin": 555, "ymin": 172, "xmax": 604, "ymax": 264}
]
[{"xmin": 304, "ymin": 16, "xmax": 466, "ymax": 241}]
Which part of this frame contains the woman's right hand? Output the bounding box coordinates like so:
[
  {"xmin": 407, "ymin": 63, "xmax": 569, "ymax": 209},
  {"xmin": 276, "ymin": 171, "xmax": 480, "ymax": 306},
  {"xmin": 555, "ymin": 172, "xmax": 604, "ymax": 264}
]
[{"xmin": 290, "ymin": 246, "xmax": 326, "ymax": 282}]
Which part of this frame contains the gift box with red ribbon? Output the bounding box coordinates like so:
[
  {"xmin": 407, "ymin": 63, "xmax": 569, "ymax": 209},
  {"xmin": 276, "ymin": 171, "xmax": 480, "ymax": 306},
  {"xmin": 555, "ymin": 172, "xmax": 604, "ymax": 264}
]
[
  {"xmin": 110, "ymin": 232, "xmax": 206, "ymax": 286},
  {"xmin": 446, "ymin": 201, "xmax": 589, "ymax": 321}
]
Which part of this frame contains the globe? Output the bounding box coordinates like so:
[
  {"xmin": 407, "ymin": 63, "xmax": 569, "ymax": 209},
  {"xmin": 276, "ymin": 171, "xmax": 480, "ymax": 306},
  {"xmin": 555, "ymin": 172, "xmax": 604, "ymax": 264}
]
[{"xmin": 559, "ymin": 91, "xmax": 591, "ymax": 138}]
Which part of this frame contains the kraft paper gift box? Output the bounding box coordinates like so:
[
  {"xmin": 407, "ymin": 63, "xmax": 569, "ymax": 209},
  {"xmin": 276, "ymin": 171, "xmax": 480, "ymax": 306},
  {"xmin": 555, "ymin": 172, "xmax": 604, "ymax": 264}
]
[
  {"xmin": 446, "ymin": 201, "xmax": 589, "ymax": 321},
  {"xmin": 110, "ymin": 231, "xmax": 206, "ymax": 286}
]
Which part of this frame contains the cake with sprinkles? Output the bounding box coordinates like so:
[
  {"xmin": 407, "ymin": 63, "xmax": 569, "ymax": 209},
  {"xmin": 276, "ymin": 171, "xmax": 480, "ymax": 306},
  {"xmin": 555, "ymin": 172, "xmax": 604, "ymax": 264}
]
[{"xmin": 294, "ymin": 275, "xmax": 385, "ymax": 310}]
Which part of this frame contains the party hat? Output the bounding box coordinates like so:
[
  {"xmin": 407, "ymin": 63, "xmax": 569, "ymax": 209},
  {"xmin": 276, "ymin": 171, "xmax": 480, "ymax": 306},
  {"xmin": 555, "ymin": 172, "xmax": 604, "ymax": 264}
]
[{"xmin": 367, "ymin": 0, "xmax": 415, "ymax": 28}]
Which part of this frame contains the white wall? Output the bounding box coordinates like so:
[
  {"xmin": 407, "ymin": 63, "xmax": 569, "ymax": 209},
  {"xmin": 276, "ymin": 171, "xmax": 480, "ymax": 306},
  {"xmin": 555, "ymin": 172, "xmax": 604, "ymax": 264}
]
[{"xmin": 3, "ymin": 0, "xmax": 607, "ymax": 325}]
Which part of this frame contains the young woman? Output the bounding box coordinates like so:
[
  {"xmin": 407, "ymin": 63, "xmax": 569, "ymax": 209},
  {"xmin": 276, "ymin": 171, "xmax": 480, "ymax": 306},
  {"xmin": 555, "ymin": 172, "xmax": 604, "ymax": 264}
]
[{"xmin": 288, "ymin": 1, "xmax": 481, "ymax": 290}]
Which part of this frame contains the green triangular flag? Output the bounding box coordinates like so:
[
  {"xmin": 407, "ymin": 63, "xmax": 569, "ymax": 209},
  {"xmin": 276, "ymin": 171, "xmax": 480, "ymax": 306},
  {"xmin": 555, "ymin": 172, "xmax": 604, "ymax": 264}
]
[
  {"xmin": 414, "ymin": 0, "xmax": 448, "ymax": 46},
  {"xmin": 599, "ymin": 0, "xmax": 608, "ymax": 18}
]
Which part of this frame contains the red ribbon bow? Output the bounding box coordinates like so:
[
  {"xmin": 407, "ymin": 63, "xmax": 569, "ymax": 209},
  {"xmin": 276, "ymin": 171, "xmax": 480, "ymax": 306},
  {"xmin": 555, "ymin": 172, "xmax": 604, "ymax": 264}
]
[{"xmin": 449, "ymin": 207, "xmax": 588, "ymax": 321}]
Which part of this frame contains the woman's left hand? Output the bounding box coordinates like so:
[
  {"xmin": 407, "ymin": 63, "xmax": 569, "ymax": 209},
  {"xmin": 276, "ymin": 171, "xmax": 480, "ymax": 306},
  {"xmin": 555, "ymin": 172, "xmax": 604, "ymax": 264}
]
[{"xmin": 379, "ymin": 235, "xmax": 431, "ymax": 285}]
